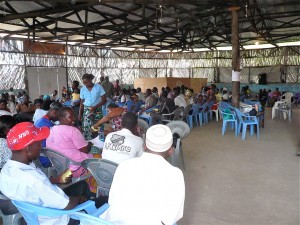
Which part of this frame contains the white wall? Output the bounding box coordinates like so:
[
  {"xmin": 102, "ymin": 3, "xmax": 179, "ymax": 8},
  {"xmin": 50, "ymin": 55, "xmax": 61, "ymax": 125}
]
[{"xmin": 26, "ymin": 67, "xmax": 67, "ymax": 100}]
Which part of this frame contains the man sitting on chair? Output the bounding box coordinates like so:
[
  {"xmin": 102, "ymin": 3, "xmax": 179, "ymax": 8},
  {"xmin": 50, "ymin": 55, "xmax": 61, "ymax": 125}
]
[
  {"xmin": 102, "ymin": 112, "xmax": 144, "ymax": 164},
  {"xmin": 0, "ymin": 122, "xmax": 107, "ymax": 225},
  {"xmin": 102, "ymin": 124, "xmax": 185, "ymax": 225}
]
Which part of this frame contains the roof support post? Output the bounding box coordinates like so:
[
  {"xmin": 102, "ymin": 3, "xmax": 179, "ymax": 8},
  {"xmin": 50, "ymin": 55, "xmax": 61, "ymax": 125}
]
[{"xmin": 230, "ymin": 6, "xmax": 240, "ymax": 108}]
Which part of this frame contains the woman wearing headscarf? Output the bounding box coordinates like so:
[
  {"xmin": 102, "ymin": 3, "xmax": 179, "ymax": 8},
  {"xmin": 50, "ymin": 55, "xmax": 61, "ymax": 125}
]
[{"xmin": 79, "ymin": 73, "xmax": 107, "ymax": 140}]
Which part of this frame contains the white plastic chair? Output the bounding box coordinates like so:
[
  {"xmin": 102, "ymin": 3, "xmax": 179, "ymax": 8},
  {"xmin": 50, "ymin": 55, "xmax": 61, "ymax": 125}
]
[
  {"xmin": 42, "ymin": 148, "xmax": 91, "ymax": 184},
  {"xmin": 81, "ymin": 159, "xmax": 119, "ymax": 197},
  {"xmin": 278, "ymin": 102, "xmax": 292, "ymax": 122},
  {"xmin": 272, "ymin": 92, "xmax": 293, "ymax": 119},
  {"xmin": 161, "ymin": 106, "xmax": 184, "ymax": 124},
  {"xmin": 210, "ymin": 102, "xmax": 220, "ymax": 121},
  {"xmin": 166, "ymin": 121, "xmax": 190, "ymax": 170}
]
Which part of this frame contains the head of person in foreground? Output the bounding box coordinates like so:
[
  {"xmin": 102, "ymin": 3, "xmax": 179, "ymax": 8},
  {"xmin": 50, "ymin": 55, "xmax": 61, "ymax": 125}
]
[{"xmin": 145, "ymin": 124, "xmax": 175, "ymax": 159}]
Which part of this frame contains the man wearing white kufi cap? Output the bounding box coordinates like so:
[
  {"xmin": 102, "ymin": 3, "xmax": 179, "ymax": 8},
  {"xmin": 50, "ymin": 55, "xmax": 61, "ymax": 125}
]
[{"xmin": 102, "ymin": 124, "xmax": 185, "ymax": 225}]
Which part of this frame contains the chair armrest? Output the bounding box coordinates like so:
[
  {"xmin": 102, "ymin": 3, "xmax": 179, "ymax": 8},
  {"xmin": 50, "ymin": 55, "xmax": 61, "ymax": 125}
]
[
  {"xmin": 11, "ymin": 200, "xmax": 97, "ymax": 217},
  {"xmin": 75, "ymin": 200, "xmax": 98, "ymax": 214},
  {"xmin": 242, "ymin": 115, "xmax": 258, "ymax": 121},
  {"xmin": 90, "ymin": 203, "xmax": 110, "ymax": 217},
  {"xmin": 161, "ymin": 111, "xmax": 175, "ymax": 117},
  {"xmin": 221, "ymin": 111, "xmax": 236, "ymax": 120},
  {"xmin": 81, "ymin": 158, "xmax": 101, "ymax": 168},
  {"xmin": 70, "ymin": 209, "xmax": 113, "ymax": 224}
]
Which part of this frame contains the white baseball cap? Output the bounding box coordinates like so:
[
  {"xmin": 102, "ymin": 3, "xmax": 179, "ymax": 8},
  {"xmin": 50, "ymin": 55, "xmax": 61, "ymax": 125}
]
[{"xmin": 146, "ymin": 125, "xmax": 173, "ymax": 152}]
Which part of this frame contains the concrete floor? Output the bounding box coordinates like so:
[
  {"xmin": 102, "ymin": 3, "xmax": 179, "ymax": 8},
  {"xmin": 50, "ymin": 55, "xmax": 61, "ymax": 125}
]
[{"xmin": 178, "ymin": 108, "xmax": 300, "ymax": 225}]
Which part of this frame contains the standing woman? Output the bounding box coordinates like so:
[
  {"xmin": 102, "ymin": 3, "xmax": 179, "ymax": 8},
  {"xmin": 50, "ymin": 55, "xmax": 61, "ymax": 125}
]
[{"xmin": 79, "ymin": 73, "xmax": 107, "ymax": 140}]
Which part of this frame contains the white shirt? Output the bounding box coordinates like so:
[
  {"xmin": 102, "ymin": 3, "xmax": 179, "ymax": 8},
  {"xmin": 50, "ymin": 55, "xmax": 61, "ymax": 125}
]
[
  {"xmin": 33, "ymin": 109, "xmax": 47, "ymax": 123},
  {"xmin": 120, "ymin": 94, "xmax": 130, "ymax": 103},
  {"xmin": 102, "ymin": 153, "xmax": 185, "ymax": 225},
  {"xmin": 174, "ymin": 94, "xmax": 187, "ymax": 108},
  {"xmin": 102, "ymin": 128, "xmax": 144, "ymax": 164},
  {"xmin": 0, "ymin": 160, "xmax": 70, "ymax": 225},
  {"xmin": 0, "ymin": 110, "xmax": 12, "ymax": 116},
  {"xmin": 222, "ymin": 93, "xmax": 229, "ymax": 100},
  {"xmin": 137, "ymin": 92, "xmax": 146, "ymax": 102},
  {"xmin": 7, "ymin": 101, "xmax": 17, "ymax": 115}
]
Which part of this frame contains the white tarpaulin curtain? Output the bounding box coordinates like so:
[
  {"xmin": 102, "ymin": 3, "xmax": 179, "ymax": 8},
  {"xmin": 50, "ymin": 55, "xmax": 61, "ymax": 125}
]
[{"xmin": 0, "ymin": 40, "xmax": 299, "ymax": 91}]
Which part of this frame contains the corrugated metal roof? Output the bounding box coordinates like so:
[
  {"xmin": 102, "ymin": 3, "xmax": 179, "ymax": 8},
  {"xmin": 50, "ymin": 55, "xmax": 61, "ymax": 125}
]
[{"xmin": 0, "ymin": 0, "xmax": 299, "ymax": 51}]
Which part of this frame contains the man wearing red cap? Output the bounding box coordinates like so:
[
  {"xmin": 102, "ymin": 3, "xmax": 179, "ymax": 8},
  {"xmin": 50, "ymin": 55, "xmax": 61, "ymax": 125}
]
[{"xmin": 0, "ymin": 122, "xmax": 107, "ymax": 225}]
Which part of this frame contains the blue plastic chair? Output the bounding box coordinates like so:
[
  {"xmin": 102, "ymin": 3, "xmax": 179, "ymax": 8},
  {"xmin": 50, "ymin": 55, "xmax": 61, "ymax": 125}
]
[
  {"xmin": 134, "ymin": 100, "xmax": 143, "ymax": 112},
  {"xmin": 187, "ymin": 104, "xmax": 200, "ymax": 129},
  {"xmin": 138, "ymin": 112, "xmax": 152, "ymax": 126},
  {"xmin": 12, "ymin": 200, "xmax": 98, "ymax": 225},
  {"xmin": 125, "ymin": 100, "xmax": 135, "ymax": 112},
  {"xmin": 70, "ymin": 203, "xmax": 178, "ymax": 225},
  {"xmin": 233, "ymin": 107, "xmax": 259, "ymax": 140},
  {"xmin": 218, "ymin": 101, "xmax": 232, "ymax": 119},
  {"xmin": 197, "ymin": 102, "xmax": 208, "ymax": 126},
  {"xmin": 219, "ymin": 100, "xmax": 232, "ymax": 109},
  {"xmin": 70, "ymin": 203, "xmax": 113, "ymax": 224},
  {"xmin": 138, "ymin": 106, "xmax": 158, "ymax": 125},
  {"xmin": 117, "ymin": 99, "xmax": 125, "ymax": 107},
  {"xmin": 220, "ymin": 109, "xmax": 238, "ymax": 136}
]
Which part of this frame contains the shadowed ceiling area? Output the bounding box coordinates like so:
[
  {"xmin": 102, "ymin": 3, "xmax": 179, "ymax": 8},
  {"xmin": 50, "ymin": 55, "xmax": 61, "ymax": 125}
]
[{"xmin": 1, "ymin": 0, "xmax": 300, "ymax": 51}]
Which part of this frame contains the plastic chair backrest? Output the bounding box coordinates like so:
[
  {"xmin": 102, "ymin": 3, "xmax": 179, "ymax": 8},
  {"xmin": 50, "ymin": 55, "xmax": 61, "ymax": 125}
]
[
  {"xmin": 199, "ymin": 102, "xmax": 209, "ymax": 111},
  {"xmin": 166, "ymin": 121, "xmax": 190, "ymax": 140},
  {"xmin": 281, "ymin": 92, "xmax": 293, "ymax": 101},
  {"xmin": 125, "ymin": 100, "xmax": 134, "ymax": 112},
  {"xmin": 12, "ymin": 200, "xmax": 97, "ymax": 225},
  {"xmin": 191, "ymin": 104, "xmax": 200, "ymax": 116},
  {"xmin": 207, "ymin": 101, "xmax": 214, "ymax": 109},
  {"xmin": 183, "ymin": 104, "xmax": 192, "ymax": 118},
  {"xmin": 81, "ymin": 159, "xmax": 119, "ymax": 197},
  {"xmin": 42, "ymin": 148, "xmax": 81, "ymax": 175},
  {"xmin": 219, "ymin": 101, "xmax": 231, "ymax": 111},
  {"xmin": 173, "ymin": 107, "xmax": 184, "ymax": 120},
  {"xmin": 220, "ymin": 109, "xmax": 236, "ymax": 120},
  {"xmin": 232, "ymin": 107, "xmax": 243, "ymax": 121},
  {"xmin": 138, "ymin": 118, "xmax": 150, "ymax": 133},
  {"xmin": 135, "ymin": 100, "xmax": 143, "ymax": 111}
]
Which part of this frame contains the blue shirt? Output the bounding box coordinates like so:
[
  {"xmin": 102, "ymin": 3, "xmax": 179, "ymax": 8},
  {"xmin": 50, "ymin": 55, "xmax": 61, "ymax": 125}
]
[
  {"xmin": 80, "ymin": 83, "xmax": 105, "ymax": 107},
  {"xmin": 34, "ymin": 117, "xmax": 55, "ymax": 167},
  {"xmin": 63, "ymin": 100, "xmax": 71, "ymax": 107},
  {"xmin": 35, "ymin": 117, "xmax": 55, "ymax": 148}
]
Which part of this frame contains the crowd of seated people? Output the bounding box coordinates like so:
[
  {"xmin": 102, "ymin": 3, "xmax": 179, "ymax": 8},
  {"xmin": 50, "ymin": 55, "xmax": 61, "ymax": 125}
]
[
  {"xmin": 0, "ymin": 79, "xmax": 251, "ymax": 224},
  {"xmin": 6, "ymin": 77, "xmax": 287, "ymax": 224},
  {"xmin": 0, "ymin": 78, "xmax": 186, "ymax": 225}
]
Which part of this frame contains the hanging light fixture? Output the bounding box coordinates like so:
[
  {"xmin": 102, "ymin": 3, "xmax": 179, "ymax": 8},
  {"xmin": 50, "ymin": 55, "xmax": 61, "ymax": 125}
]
[{"xmin": 159, "ymin": 5, "xmax": 163, "ymax": 23}]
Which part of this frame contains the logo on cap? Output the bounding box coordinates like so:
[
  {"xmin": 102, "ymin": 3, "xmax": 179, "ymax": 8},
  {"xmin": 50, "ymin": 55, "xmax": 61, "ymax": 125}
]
[{"xmin": 6, "ymin": 122, "xmax": 50, "ymax": 151}]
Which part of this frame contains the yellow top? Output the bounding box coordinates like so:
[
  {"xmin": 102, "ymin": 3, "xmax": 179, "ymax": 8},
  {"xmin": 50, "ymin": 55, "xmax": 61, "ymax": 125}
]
[{"xmin": 72, "ymin": 93, "xmax": 80, "ymax": 101}]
